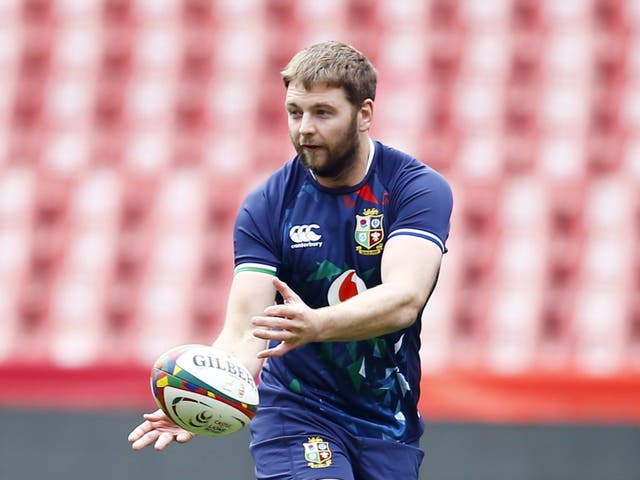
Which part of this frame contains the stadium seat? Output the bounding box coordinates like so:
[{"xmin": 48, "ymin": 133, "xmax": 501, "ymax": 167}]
[
  {"xmin": 429, "ymin": 0, "xmax": 460, "ymax": 28},
  {"xmin": 174, "ymin": 82, "xmax": 209, "ymax": 132},
  {"xmin": 12, "ymin": 78, "xmax": 46, "ymax": 128},
  {"xmin": 182, "ymin": 0, "xmax": 215, "ymax": 25},
  {"xmin": 191, "ymin": 278, "xmax": 229, "ymax": 339},
  {"xmin": 48, "ymin": 274, "xmax": 107, "ymax": 367},
  {"xmin": 503, "ymin": 83, "xmax": 540, "ymax": 134},
  {"xmin": 458, "ymin": 231, "xmax": 497, "ymax": 288},
  {"xmin": 100, "ymin": 26, "xmax": 134, "ymax": 81},
  {"xmin": 0, "ymin": 166, "xmax": 36, "ymax": 228},
  {"xmin": 420, "ymin": 125, "xmax": 458, "ymax": 174},
  {"xmin": 547, "ymin": 234, "xmax": 584, "ymax": 287},
  {"xmin": 502, "ymin": 131, "xmax": 538, "ymax": 174},
  {"xmin": 509, "ymin": 39, "xmax": 542, "ymax": 86},
  {"xmin": 19, "ymin": 25, "xmax": 53, "ymax": 79},
  {"xmin": 428, "ymin": 28, "xmax": 463, "ymax": 83},
  {"xmin": 449, "ymin": 286, "xmax": 490, "ymax": 367},
  {"xmin": 536, "ymin": 286, "xmax": 575, "ymax": 370},
  {"xmin": 459, "ymin": 180, "xmax": 501, "ymax": 233},
  {"xmin": 593, "ymin": 0, "xmax": 625, "ymax": 29},
  {"xmin": 587, "ymin": 130, "xmax": 624, "ymax": 174},
  {"xmin": 265, "ymin": 0, "xmax": 298, "ymax": 24},
  {"xmin": 510, "ymin": 0, "xmax": 543, "ymax": 29},
  {"xmin": 487, "ymin": 279, "xmax": 544, "ymax": 373},
  {"xmin": 378, "ymin": 0, "xmax": 427, "ymax": 28},
  {"xmin": 548, "ymin": 180, "xmax": 586, "ymax": 234},
  {"xmin": 102, "ymin": 0, "xmax": 132, "ymax": 24},
  {"xmin": 22, "ymin": 0, "xmax": 51, "ymax": 19},
  {"xmin": 574, "ymin": 285, "xmax": 628, "ymax": 374},
  {"xmin": 124, "ymin": 75, "xmax": 175, "ymax": 128},
  {"xmin": 15, "ymin": 276, "xmax": 54, "ymax": 360},
  {"xmin": 628, "ymin": 297, "xmax": 640, "ymax": 364},
  {"xmin": 593, "ymin": 29, "xmax": 628, "ymax": 85},
  {"xmin": 135, "ymin": 278, "xmax": 195, "ymax": 363},
  {"xmin": 94, "ymin": 78, "xmax": 127, "ymax": 129},
  {"xmin": 180, "ymin": 29, "xmax": 216, "ymax": 81},
  {"xmin": 69, "ymin": 167, "xmax": 122, "ymax": 225}
]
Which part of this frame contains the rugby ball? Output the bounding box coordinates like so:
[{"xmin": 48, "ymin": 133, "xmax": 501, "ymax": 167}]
[{"xmin": 150, "ymin": 344, "xmax": 259, "ymax": 437}]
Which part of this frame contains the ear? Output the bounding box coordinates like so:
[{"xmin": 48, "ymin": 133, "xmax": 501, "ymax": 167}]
[{"xmin": 358, "ymin": 99, "xmax": 374, "ymax": 132}]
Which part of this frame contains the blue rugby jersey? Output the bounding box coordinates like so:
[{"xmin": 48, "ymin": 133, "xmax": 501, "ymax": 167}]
[{"xmin": 233, "ymin": 140, "xmax": 452, "ymax": 443}]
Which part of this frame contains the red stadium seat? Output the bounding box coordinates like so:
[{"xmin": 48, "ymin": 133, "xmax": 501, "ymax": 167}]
[
  {"xmin": 429, "ymin": 0, "xmax": 460, "ymax": 28},
  {"xmin": 587, "ymin": 130, "xmax": 624, "ymax": 174},
  {"xmin": 459, "ymin": 180, "xmax": 502, "ymax": 234},
  {"xmin": 191, "ymin": 278, "xmax": 229, "ymax": 339},
  {"xmin": 100, "ymin": 25, "xmax": 134, "ymax": 81},
  {"xmin": 13, "ymin": 274, "xmax": 54, "ymax": 363},
  {"xmin": 593, "ymin": 0, "xmax": 625, "ymax": 29},
  {"xmin": 94, "ymin": 78, "xmax": 128, "ymax": 129},
  {"xmin": 174, "ymin": 81, "xmax": 210, "ymax": 132},
  {"xmin": 508, "ymin": 29, "xmax": 545, "ymax": 86},
  {"xmin": 22, "ymin": 0, "xmax": 53, "ymax": 24},
  {"xmin": 265, "ymin": 0, "xmax": 298, "ymax": 24},
  {"xmin": 182, "ymin": 0, "xmax": 215, "ymax": 25},
  {"xmin": 502, "ymin": 131, "xmax": 538, "ymax": 174},
  {"xmin": 11, "ymin": 78, "xmax": 46, "ymax": 128},
  {"xmin": 511, "ymin": 0, "xmax": 543, "ymax": 29},
  {"xmin": 548, "ymin": 180, "xmax": 586, "ymax": 234},
  {"xmin": 428, "ymin": 28, "xmax": 463, "ymax": 83},
  {"xmin": 180, "ymin": 29, "xmax": 216, "ymax": 81},
  {"xmin": 536, "ymin": 286, "xmax": 576, "ymax": 371},
  {"xmin": 449, "ymin": 285, "xmax": 490, "ymax": 367},
  {"xmin": 102, "ymin": 0, "xmax": 132, "ymax": 24},
  {"xmin": 547, "ymin": 234, "xmax": 584, "ymax": 287},
  {"xmin": 18, "ymin": 25, "xmax": 53, "ymax": 79},
  {"xmin": 593, "ymin": 28, "xmax": 628, "ymax": 85}
]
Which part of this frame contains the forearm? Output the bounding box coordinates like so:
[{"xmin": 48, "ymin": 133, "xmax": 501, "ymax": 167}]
[
  {"xmin": 213, "ymin": 326, "xmax": 266, "ymax": 378},
  {"xmin": 213, "ymin": 271, "xmax": 276, "ymax": 376},
  {"xmin": 314, "ymin": 281, "xmax": 423, "ymax": 342}
]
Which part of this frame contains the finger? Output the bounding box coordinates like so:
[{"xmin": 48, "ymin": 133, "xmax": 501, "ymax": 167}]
[
  {"xmin": 128, "ymin": 420, "xmax": 153, "ymax": 442},
  {"xmin": 176, "ymin": 432, "xmax": 194, "ymax": 443},
  {"xmin": 252, "ymin": 327, "xmax": 294, "ymax": 342},
  {"xmin": 273, "ymin": 277, "xmax": 301, "ymax": 304},
  {"xmin": 262, "ymin": 304, "xmax": 300, "ymax": 318},
  {"xmin": 143, "ymin": 409, "xmax": 166, "ymax": 422},
  {"xmin": 251, "ymin": 314, "xmax": 295, "ymax": 329},
  {"xmin": 131, "ymin": 430, "xmax": 161, "ymax": 451},
  {"xmin": 256, "ymin": 341, "xmax": 294, "ymax": 359},
  {"xmin": 154, "ymin": 432, "xmax": 176, "ymax": 451}
]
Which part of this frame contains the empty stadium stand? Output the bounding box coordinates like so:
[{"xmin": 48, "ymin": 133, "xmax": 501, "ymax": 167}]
[{"xmin": 0, "ymin": 0, "xmax": 638, "ymax": 422}]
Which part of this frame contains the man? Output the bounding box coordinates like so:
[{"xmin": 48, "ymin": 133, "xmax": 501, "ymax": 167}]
[{"xmin": 129, "ymin": 41, "xmax": 452, "ymax": 480}]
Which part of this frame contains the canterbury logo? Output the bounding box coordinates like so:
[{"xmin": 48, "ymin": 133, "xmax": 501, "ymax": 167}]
[{"xmin": 289, "ymin": 224, "xmax": 323, "ymax": 249}]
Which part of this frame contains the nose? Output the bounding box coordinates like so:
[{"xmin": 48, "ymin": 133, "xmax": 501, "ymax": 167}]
[{"xmin": 298, "ymin": 113, "xmax": 316, "ymax": 135}]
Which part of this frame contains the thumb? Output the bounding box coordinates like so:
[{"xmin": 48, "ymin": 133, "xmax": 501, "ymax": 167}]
[
  {"xmin": 273, "ymin": 277, "xmax": 300, "ymax": 304},
  {"xmin": 143, "ymin": 409, "xmax": 167, "ymax": 421}
]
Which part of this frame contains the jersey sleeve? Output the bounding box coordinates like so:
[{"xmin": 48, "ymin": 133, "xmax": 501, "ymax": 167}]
[
  {"xmin": 387, "ymin": 164, "xmax": 453, "ymax": 253},
  {"xmin": 233, "ymin": 183, "xmax": 280, "ymax": 276}
]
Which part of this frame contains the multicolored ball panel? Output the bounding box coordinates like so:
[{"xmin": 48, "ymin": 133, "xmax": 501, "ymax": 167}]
[{"xmin": 152, "ymin": 368, "xmax": 257, "ymax": 419}]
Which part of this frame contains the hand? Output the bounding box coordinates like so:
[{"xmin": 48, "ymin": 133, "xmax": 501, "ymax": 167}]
[
  {"xmin": 251, "ymin": 277, "xmax": 321, "ymax": 358},
  {"xmin": 128, "ymin": 409, "xmax": 195, "ymax": 451}
]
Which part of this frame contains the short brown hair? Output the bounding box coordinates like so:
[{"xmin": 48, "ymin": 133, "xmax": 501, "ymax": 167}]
[{"xmin": 281, "ymin": 41, "xmax": 377, "ymax": 106}]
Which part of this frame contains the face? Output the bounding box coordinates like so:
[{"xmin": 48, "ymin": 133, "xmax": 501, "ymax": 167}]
[{"xmin": 285, "ymin": 82, "xmax": 364, "ymax": 181}]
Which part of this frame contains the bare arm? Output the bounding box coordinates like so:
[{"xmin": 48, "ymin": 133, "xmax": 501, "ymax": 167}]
[
  {"xmin": 252, "ymin": 235, "xmax": 442, "ymax": 358},
  {"xmin": 213, "ymin": 271, "xmax": 276, "ymax": 376},
  {"xmin": 129, "ymin": 270, "xmax": 276, "ymax": 450}
]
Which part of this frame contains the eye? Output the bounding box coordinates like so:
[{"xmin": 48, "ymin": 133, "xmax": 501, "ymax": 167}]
[
  {"xmin": 316, "ymin": 109, "xmax": 332, "ymax": 117},
  {"xmin": 287, "ymin": 109, "xmax": 302, "ymax": 119}
]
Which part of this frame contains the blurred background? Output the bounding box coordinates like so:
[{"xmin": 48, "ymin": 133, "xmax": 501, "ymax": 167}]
[{"xmin": 0, "ymin": 0, "xmax": 639, "ymax": 479}]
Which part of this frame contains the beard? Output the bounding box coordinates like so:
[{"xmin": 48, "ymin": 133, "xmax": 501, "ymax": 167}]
[{"xmin": 293, "ymin": 113, "xmax": 361, "ymax": 180}]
